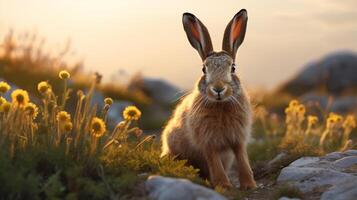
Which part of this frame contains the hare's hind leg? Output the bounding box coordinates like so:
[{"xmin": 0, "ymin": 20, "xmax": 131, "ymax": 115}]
[{"xmin": 233, "ymin": 143, "xmax": 256, "ymax": 190}]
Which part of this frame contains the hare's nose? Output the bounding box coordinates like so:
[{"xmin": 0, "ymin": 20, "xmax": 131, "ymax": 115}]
[{"xmin": 213, "ymin": 87, "xmax": 225, "ymax": 94}]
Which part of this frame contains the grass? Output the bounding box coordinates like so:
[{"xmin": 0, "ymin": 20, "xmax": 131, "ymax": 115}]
[{"xmin": 0, "ymin": 71, "xmax": 200, "ymax": 199}]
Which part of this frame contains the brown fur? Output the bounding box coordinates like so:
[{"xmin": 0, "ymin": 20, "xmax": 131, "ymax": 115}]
[{"xmin": 161, "ymin": 10, "xmax": 256, "ymax": 189}]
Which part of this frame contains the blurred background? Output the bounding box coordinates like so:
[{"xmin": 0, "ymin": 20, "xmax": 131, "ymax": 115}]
[
  {"xmin": 2, "ymin": 0, "xmax": 357, "ymax": 88},
  {"xmin": 1, "ymin": 0, "xmax": 357, "ymax": 130}
]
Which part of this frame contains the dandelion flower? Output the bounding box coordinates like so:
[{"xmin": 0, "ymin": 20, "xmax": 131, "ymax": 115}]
[
  {"xmin": 63, "ymin": 121, "xmax": 73, "ymax": 132},
  {"xmin": 104, "ymin": 97, "xmax": 113, "ymax": 106},
  {"xmin": 0, "ymin": 81, "xmax": 11, "ymax": 94},
  {"xmin": 59, "ymin": 70, "xmax": 70, "ymax": 80},
  {"xmin": 123, "ymin": 106, "xmax": 141, "ymax": 121},
  {"xmin": 25, "ymin": 103, "xmax": 39, "ymax": 119},
  {"xmin": 11, "ymin": 89, "xmax": 29, "ymax": 107},
  {"xmin": 91, "ymin": 117, "xmax": 106, "ymax": 137},
  {"xmin": 37, "ymin": 81, "xmax": 50, "ymax": 94},
  {"xmin": 307, "ymin": 115, "xmax": 318, "ymax": 126},
  {"xmin": 297, "ymin": 104, "xmax": 306, "ymax": 114},
  {"xmin": 56, "ymin": 111, "xmax": 71, "ymax": 122}
]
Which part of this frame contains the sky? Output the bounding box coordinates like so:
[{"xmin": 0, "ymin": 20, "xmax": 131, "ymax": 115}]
[{"xmin": 1, "ymin": 0, "xmax": 357, "ymax": 90}]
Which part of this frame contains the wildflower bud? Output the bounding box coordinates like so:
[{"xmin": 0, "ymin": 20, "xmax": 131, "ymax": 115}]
[
  {"xmin": 59, "ymin": 70, "xmax": 71, "ymax": 80},
  {"xmin": 104, "ymin": 97, "xmax": 113, "ymax": 106},
  {"xmin": 0, "ymin": 81, "xmax": 11, "ymax": 94},
  {"xmin": 37, "ymin": 81, "xmax": 50, "ymax": 94}
]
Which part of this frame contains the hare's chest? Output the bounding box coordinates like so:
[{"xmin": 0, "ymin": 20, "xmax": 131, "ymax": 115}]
[{"xmin": 188, "ymin": 111, "xmax": 248, "ymax": 149}]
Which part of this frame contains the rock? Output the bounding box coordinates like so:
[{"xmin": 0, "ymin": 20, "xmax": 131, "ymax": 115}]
[
  {"xmin": 277, "ymin": 151, "xmax": 357, "ymax": 200},
  {"xmin": 279, "ymin": 51, "xmax": 357, "ymax": 96},
  {"xmin": 278, "ymin": 197, "xmax": 301, "ymax": 200},
  {"xmin": 146, "ymin": 175, "xmax": 227, "ymax": 200},
  {"xmin": 128, "ymin": 75, "xmax": 181, "ymax": 105},
  {"xmin": 333, "ymin": 156, "xmax": 357, "ymax": 169}
]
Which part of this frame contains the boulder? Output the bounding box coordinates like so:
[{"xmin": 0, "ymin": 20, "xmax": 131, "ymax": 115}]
[
  {"xmin": 279, "ymin": 51, "xmax": 357, "ymax": 96},
  {"xmin": 128, "ymin": 75, "xmax": 181, "ymax": 105},
  {"xmin": 277, "ymin": 150, "xmax": 357, "ymax": 200},
  {"xmin": 145, "ymin": 175, "xmax": 227, "ymax": 200}
]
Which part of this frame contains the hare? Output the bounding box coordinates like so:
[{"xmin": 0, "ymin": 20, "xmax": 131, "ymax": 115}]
[{"xmin": 161, "ymin": 9, "xmax": 256, "ymax": 190}]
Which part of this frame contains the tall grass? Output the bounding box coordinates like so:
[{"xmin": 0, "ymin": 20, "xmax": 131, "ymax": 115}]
[{"xmin": 0, "ymin": 71, "xmax": 199, "ymax": 199}]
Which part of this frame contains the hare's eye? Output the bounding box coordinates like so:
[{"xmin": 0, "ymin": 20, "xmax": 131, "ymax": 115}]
[
  {"xmin": 231, "ymin": 64, "xmax": 236, "ymax": 73},
  {"xmin": 202, "ymin": 65, "xmax": 206, "ymax": 74}
]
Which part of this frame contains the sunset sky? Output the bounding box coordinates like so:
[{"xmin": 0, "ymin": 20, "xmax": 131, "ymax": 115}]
[{"xmin": 1, "ymin": 0, "xmax": 357, "ymax": 89}]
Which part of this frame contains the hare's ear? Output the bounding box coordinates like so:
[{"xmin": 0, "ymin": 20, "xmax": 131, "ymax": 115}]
[
  {"xmin": 222, "ymin": 9, "xmax": 248, "ymax": 61},
  {"xmin": 183, "ymin": 13, "xmax": 213, "ymax": 60}
]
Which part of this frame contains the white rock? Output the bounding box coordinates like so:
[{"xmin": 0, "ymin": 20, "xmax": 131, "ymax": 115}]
[
  {"xmin": 277, "ymin": 151, "xmax": 357, "ymax": 199},
  {"xmin": 146, "ymin": 175, "xmax": 227, "ymax": 200},
  {"xmin": 289, "ymin": 157, "xmax": 319, "ymax": 167},
  {"xmin": 333, "ymin": 156, "xmax": 357, "ymax": 169}
]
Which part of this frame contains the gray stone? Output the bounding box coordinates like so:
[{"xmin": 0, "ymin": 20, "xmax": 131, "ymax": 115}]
[
  {"xmin": 324, "ymin": 152, "xmax": 344, "ymax": 161},
  {"xmin": 343, "ymin": 150, "xmax": 357, "ymax": 156},
  {"xmin": 146, "ymin": 175, "xmax": 227, "ymax": 200},
  {"xmin": 278, "ymin": 197, "xmax": 301, "ymax": 200},
  {"xmin": 333, "ymin": 156, "xmax": 357, "ymax": 169},
  {"xmin": 321, "ymin": 180, "xmax": 357, "ymax": 200},
  {"xmin": 289, "ymin": 157, "xmax": 319, "ymax": 167},
  {"xmin": 279, "ymin": 51, "xmax": 357, "ymax": 96},
  {"xmin": 277, "ymin": 151, "xmax": 357, "ymax": 199},
  {"xmin": 128, "ymin": 76, "xmax": 181, "ymax": 105}
]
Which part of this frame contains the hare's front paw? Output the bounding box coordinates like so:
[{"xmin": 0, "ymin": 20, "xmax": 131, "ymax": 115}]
[{"xmin": 239, "ymin": 179, "xmax": 257, "ymax": 190}]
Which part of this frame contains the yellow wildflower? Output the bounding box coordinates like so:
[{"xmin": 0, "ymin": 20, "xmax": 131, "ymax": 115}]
[
  {"xmin": 123, "ymin": 106, "xmax": 141, "ymax": 121},
  {"xmin": 307, "ymin": 115, "xmax": 318, "ymax": 126},
  {"xmin": 289, "ymin": 100, "xmax": 299, "ymax": 108},
  {"xmin": 104, "ymin": 97, "xmax": 113, "ymax": 106},
  {"xmin": 37, "ymin": 81, "xmax": 50, "ymax": 94},
  {"xmin": 25, "ymin": 103, "xmax": 39, "ymax": 119},
  {"xmin": 59, "ymin": 70, "xmax": 70, "ymax": 79},
  {"xmin": 11, "ymin": 89, "xmax": 29, "ymax": 107},
  {"xmin": 0, "ymin": 81, "xmax": 11, "ymax": 94},
  {"xmin": 91, "ymin": 117, "xmax": 106, "ymax": 137},
  {"xmin": 297, "ymin": 104, "xmax": 306, "ymax": 114},
  {"xmin": 56, "ymin": 111, "xmax": 71, "ymax": 122}
]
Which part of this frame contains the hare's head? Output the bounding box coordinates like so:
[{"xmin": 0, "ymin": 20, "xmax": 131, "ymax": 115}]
[{"xmin": 183, "ymin": 9, "xmax": 248, "ymax": 102}]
